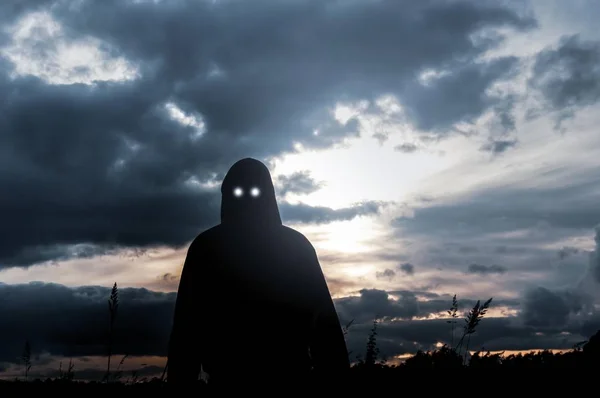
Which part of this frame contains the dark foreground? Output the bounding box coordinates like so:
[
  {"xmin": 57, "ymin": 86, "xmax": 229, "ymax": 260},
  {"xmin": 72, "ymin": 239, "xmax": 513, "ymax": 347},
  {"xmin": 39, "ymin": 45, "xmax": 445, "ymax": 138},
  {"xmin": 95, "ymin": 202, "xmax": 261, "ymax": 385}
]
[{"xmin": 2, "ymin": 331, "xmax": 600, "ymax": 392}]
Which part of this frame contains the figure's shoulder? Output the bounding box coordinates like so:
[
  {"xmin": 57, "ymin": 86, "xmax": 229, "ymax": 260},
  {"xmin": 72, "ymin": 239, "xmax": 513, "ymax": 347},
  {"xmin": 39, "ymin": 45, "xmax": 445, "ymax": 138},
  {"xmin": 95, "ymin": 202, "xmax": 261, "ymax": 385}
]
[
  {"xmin": 279, "ymin": 225, "xmax": 316, "ymax": 251},
  {"xmin": 188, "ymin": 224, "xmax": 222, "ymax": 251}
]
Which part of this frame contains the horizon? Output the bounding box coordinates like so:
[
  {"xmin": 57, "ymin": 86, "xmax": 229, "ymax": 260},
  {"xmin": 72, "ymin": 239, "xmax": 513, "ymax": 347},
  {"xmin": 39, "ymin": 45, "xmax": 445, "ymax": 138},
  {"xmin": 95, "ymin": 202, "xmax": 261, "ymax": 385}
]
[{"xmin": 1, "ymin": 0, "xmax": 600, "ymax": 381}]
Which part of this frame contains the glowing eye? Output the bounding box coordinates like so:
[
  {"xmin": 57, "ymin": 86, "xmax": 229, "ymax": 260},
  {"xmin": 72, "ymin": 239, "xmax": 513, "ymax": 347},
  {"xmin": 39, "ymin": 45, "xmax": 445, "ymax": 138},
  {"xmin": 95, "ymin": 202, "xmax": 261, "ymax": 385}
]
[
  {"xmin": 233, "ymin": 187, "xmax": 243, "ymax": 197},
  {"xmin": 250, "ymin": 187, "xmax": 260, "ymax": 197}
]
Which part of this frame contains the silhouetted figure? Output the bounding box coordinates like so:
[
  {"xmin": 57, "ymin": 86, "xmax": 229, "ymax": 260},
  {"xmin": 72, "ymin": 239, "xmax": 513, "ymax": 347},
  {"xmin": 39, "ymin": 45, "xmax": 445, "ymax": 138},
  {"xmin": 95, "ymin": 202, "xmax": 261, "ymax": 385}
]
[{"xmin": 167, "ymin": 158, "xmax": 349, "ymax": 387}]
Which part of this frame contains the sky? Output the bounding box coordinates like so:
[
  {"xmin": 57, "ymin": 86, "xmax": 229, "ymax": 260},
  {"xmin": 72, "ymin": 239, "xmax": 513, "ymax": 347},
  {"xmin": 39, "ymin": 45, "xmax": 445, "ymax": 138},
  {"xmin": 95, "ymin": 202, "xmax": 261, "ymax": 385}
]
[{"xmin": 1, "ymin": 0, "xmax": 600, "ymax": 380}]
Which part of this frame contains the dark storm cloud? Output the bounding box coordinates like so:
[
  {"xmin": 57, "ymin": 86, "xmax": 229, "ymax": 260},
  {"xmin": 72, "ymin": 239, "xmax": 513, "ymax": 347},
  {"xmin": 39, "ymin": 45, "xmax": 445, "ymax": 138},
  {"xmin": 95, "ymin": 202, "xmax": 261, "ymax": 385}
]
[
  {"xmin": 0, "ymin": 282, "xmax": 176, "ymax": 363},
  {"xmin": 581, "ymin": 315, "xmax": 600, "ymax": 339},
  {"xmin": 390, "ymin": 177, "xmax": 600, "ymax": 286},
  {"xmin": 520, "ymin": 286, "xmax": 592, "ymax": 328},
  {"xmin": 479, "ymin": 138, "xmax": 518, "ymax": 154},
  {"xmin": 0, "ymin": 283, "xmax": 460, "ymax": 364},
  {"xmin": 48, "ymin": 0, "xmax": 535, "ymax": 132},
  {"xmin": 343, "ymin": 290, "xmax": 599, "ymax": 360},
  {"xmin": 592, "ymin": 225, "xmax": 600, "ymax": 283},
  {"xmin": 488, "ymin": 94, "xmax": 517, "ymax": 135},
  {"xmin": 342, "ymin": 301, "xmax": 599, "ymax": 359},
  {"xmin": 394, "ymin": 143, "xmax": 419, "ymax": 153},
  {"xmin": 528, "ymin": 34, "xmax": 600, "ymax": 123},
  {"xmin": 393, "ymin": 172, "xmax": 600, "ymax": 241},
  {"xmin": 558, "ymin": 246, "xmax": 580, "ymax": 260},
  {"xmin": 400, "ymin": 56, "xmax": 521, "ymax": 132},
  {"xmin": 0, "ymin": 73, "xmax": 224, "ymax": 267},
  {"xmin": 0, "ymin": 1, "xmax": 54, "ymax": 26},
  {"xmin": 275, "ymin": 171, "xmax": 323, "ymax": 196},
  {"xmin": 279, "ymin": 201, "xmax": 384, "ymax": 225},
  {"xmin": 334, "ymin": 288, "xmax": 520, "ymax": 325},
  {"xmin": 458, "ymin": 245, "xmax": 479, "ymax": 254},
  {"xmin": 375, "ymin": 269, "xmax": 396, "ymax": 280},
  {"xmin": 0, "ymin": 0, "xmax": 536, "ymax": 267},
  {"xmin": 335, "ymin": 289, "xmax": 419, "ymax": 324},
  {"xmin": 399, "ymin": 263, "xmax": 415, "ymax": 275},
  {"xmin": 467, "ymin": 263, "xmax": 507, "ymax": 275},
  {"xmin": 1, "ymin": 282, "xmax": 594, "ymax": 366},
  {"xmin": 389, "ymin": 172, "xmax": 600, "ymax": 285},
  {"xmin": 344, "ymin": 316, "xmax": 591, "ymax": 360}
]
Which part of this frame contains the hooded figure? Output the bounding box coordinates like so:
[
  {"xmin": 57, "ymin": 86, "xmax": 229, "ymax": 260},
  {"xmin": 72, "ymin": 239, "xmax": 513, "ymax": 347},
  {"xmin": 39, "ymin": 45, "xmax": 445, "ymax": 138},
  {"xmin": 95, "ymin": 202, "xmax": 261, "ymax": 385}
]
[{"xmin": 167, "ymin": 158, "xmax": 349, "ymax": 387}]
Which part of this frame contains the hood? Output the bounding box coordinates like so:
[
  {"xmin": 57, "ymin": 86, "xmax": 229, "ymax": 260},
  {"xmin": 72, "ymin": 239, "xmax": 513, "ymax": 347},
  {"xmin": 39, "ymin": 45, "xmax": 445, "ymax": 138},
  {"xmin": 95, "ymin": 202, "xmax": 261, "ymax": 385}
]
[{"xmin": 220, "ymin": 158, "xmax": 282, "ymax": 227}]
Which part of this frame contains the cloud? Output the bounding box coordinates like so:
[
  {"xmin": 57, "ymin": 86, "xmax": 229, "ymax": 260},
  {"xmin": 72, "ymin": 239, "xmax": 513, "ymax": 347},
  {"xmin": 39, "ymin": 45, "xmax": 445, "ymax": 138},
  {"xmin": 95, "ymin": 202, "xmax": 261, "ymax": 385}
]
[
  {"xmin": 392, "ymin": 173, "xmax": 600, "ymax": 241},
  {"xmin": 558, "ymin": 246, "xmax": 580, "ymax": 260},
  {"xmin": 276, "ymin": 171, "xmax": 324, "ymax": 196},
  {"xmin": 336, "ymin": 289, "xmax": 425, "ymax": 324},
  {"xmin": 528, "ymin": 34, "xmax": 600, "ymax": 124},
  {"xmin": 325, "ymin": 277, "xmax": 362, "ymax": 297},
  {"xmin": 279, "ymin": 201, "xmax": 385, "ymax": 225},
  {"xmin": 388, "ymin": 188, "xmax": 600, "ymax": 302},
  {"xmin": 51, "ymin": 0, "xmax": 535, "ymax": 126},
  {"xmin": 0, "ymin": 0, "xmax": 536, "ymax": 267},
  {"xmin": 0, "ymin": 282, "xmax": 506, "ymax": 364},
  {"xmin": 394, "ymin": 143, "xmax": 418, "ymax": 153},
  {"xmin": 334, "ymin": 288, "xmax": 519, "ymax": 325},
  {"xmin": 1, "ymin": 283, "xmax": 462, "ymax": 364},
  {"xmin": 376, "ymin": 269, "xmax": 396, "ymax": 280},
  {"xmin": 337, "ymin": 287, "xmax": 597, "ymax": 359},
  {"xmin": 1, "ymin": 281, "xmax": 596, "ymax": 368},
  {"xmin": 1, "ymin": 10, "xmax": 139, "ymax": 85},
  {"xmin": 399, "ymin": 263, "xmax": 415, "ymax": 275},
  {"xmin": 479, "ymin": 138, "xmax": 518, "ymax": 154},
  {"xmin": 487, "ymin": 94, "xmax": 517, "ymax": 135},
  {"xmin": 467, "ymin": 263, "xmax": 507, "ymax": 275},
  {"xmin": 0, "ymin": 282, "xmax": 176, "ymax": 364},
  {"xmin": 0, "ymin": 196, "xmax": 387, "ymax": 268},
  {"xmin": 341, "ymin": 288, "xmax": 598, "ymax": 360},
  {"xmin": 520, "ymin": 286, "xmax": 590, "ymax": 328},
  {"xmin": 401, "ymin": 56, "xmax": 522, "ymax": 132},
  {"xmin": 591, "ymin": 225, "xmax": 600, "ymax": 283},
  {"xmin": 388, "ymin": 171, "xmax": 600, "ymax": 301},
  {"xmin": 345, "ymin": 316, "xmax": 593, "ymax": 360}
]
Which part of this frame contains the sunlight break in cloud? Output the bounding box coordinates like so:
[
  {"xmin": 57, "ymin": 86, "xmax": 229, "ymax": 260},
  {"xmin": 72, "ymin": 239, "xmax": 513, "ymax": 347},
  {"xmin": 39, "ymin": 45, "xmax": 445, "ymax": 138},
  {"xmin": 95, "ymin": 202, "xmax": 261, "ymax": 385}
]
[
  {"xmin": 272, "ymin": 98, "xmax": 455, "ymax": 210},
  {"xmin": 164, "ymin": 102, "xmax": 207, "ymax": 139},
  {"xmin": 0, "ymin": 11, "xmax": 139, "ymax": 84}
]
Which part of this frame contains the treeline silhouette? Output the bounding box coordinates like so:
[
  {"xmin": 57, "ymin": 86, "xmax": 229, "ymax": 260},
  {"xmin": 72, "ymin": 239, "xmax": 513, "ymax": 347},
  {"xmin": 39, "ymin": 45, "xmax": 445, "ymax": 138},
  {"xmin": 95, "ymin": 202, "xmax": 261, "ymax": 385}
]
[{"xmin": 2, "ymin": 283, "xmax": 600, "ymax": 390}]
